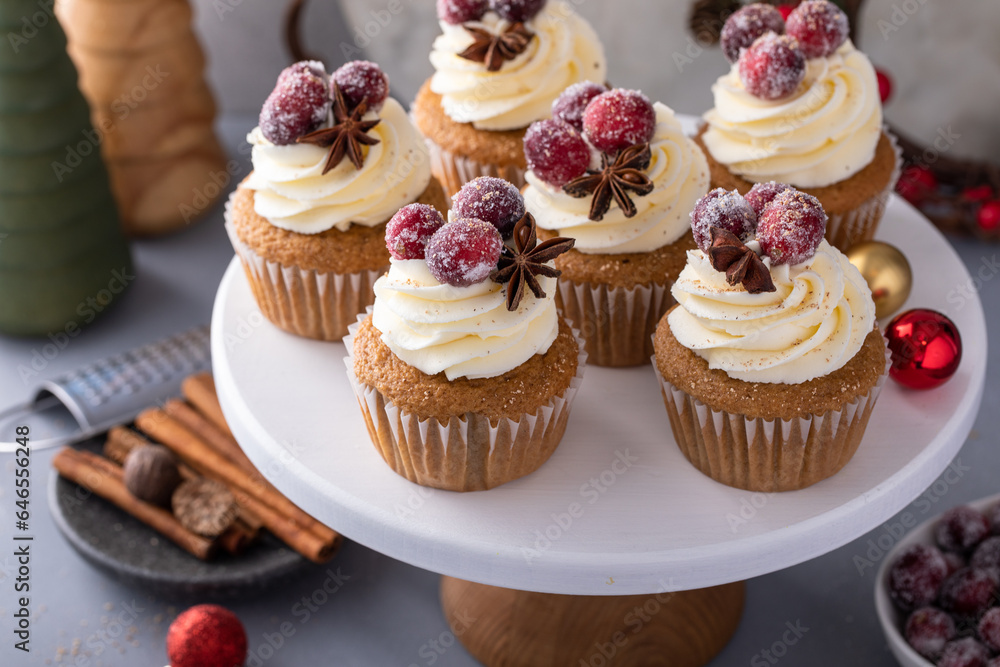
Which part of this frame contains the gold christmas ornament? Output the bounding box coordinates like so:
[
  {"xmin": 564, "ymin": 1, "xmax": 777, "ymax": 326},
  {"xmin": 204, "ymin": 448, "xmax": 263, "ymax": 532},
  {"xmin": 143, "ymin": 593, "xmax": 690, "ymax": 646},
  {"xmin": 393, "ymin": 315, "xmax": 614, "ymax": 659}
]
[{"xmin": 846, "ymin": 241, "xmax": 913, "ymax": 319}]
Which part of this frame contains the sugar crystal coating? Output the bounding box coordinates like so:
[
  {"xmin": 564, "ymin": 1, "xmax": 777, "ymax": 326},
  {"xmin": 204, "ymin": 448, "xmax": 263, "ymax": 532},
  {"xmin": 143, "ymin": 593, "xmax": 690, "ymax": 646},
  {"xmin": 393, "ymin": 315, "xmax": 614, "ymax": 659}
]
[
  {"xmin": 786, "ymin": 0, "xmax": 849, "ymax": 59},
  {"xmin": 524, "ymin": 119, "xmax": 590, "ymax": 188},
  {"xmin": 720, "ymin": 3, "xmax": 785, "ymax": 64},
  {"xmin": 938, "ymin": 637, "xmax": 990, "ymax": 667},
  {"xmin": 978, "ymin": 608, "xmax": 1000, "ymax": 652},
  {"xmin": 904, "ymin": 607, "xmax": 956, "ymax": 661},
  {"xmin": 332, "ymin": 61, "xmax": 389, "ymax": 111},
  {"xmin": 490, "ymin": 0, "xmax": 546, "ymax": 22},
  {"xmin": 452, "ymin": 176, "xmax": 525, "ymax": 239},
  {"xmin": 425, "ymin": 219, "xmax": 502, "ymax": 287},
  {"xmin": 888, "ymin": 543, "xmax": 949, "ymax": 612},
  {"xmin": 386, "ymin": 204, "xmax": 445, "ymax": 260},
  {"xmin": 690, "ymin": 188, "xmax": 757, "ymax": 253},
  {"xmin": 259, "ymin": 62, "xmax": 331, "ymax": 145},
  {"xmin": 937, "ymin": 506, "xmax": 991, "ymax": 554},
  {"xmin": 938, "ymin": 568, "xmax": 998, "ymax": 619},
  {"xmin": 738, "ymin": 33, "xmax": 806, "ymax": 101},
  {"xmin": 437, "ymin": 0, "xmax": 489, "ymax": 24},
  {"xmin": 756, "ymin": 189, "xmax": 826, "ymax": 265},
  {"xmin": 552, "ymin": 81, "xmax": 608, "ymax": 131},
  {"xmin": 582, "ymin": 89, "xmax": 657, "ymax": 155},
  {"xmin": 745, "ymin": 181, "xmax": 793, "ymax": 218},
  {"xmin": 970, "ymin": 536, "xmax": 1000, "ymax": 574}
]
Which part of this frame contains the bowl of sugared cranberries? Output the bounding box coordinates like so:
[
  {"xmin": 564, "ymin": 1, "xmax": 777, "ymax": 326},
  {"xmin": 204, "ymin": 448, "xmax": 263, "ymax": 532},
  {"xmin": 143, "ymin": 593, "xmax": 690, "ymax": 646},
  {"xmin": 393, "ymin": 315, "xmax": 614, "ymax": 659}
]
[{"xmin": 876, "ymin": 493, "xmax": 1000, "ymax": 667}]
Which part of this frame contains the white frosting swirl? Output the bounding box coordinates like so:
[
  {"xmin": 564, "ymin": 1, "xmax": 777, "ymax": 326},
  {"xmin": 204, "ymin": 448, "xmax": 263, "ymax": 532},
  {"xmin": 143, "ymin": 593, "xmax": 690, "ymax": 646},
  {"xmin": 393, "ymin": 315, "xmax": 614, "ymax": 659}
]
[
  {"xmin": 372, "ymin": 259, "xmax": 559, "ymax": 380},
  {"xmin": 668, "ymin": 240, "xmax": 875, "ymax": 384},
  {"xmin": 524, "ymin": 103, "xmax": 710, "ymax": 254},
  {"xmin": 429, "ymin": 2, "xmax": 607, "ymax": 131},
  {"xmin": 244, "ymin": 98, "xmax": 432, "ymax": 234},
  {"xmin": 701, "ymin": 41, "xmax": 882, "ymax": 188}
]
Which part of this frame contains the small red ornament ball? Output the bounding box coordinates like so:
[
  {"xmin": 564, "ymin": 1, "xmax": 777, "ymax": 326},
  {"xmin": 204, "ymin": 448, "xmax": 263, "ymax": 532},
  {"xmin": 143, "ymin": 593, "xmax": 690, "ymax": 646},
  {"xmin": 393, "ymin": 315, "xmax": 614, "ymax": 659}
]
[
  {"xmin": 876, "ymin": 68, "xmax": 892, "ymax": 104},
  {"xmin": 886, "ymin": 309, "xmax": 962, "ymax": 390},
  {"xmin": 977, "ymin": 201, "xmax": 1000, "ymax": 232},
  {"xmin": 167, "ymin": 604, "xmax": 247, "ymax": 667}
]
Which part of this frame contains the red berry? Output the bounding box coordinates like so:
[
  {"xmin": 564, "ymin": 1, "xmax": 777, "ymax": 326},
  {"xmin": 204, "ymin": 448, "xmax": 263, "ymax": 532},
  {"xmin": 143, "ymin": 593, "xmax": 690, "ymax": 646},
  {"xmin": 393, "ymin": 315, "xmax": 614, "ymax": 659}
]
[
  {"xmin": 386, "ymin": 204, "xmax": 445, "ymax": 260},
  {"xmin": 552, "ymin": 81, "xmax": 608, "ymax": 131},
  {"xmin": 757, "ymin": 189, "xmax": 826, "ymax": 265},
  {"xmin": 977, "ymin": 201, "xmax": 1000, "ymax": 232},
  {"xmin": 896, "ymin": 165, "xmax": 937, "ymax": 205},
  {"xmin": 938, "ymin": 638, "xmax": 991, "ymax": 667},
  {"xmin": 166, "ymin": 605, "xmax": 247, "ymax": 667},
  {"xmin": 970, "ymin": 537, "xmax": 1000, "ymax": 574},
  {"xmin": 738, "ymin": 33, "xmax": 806, "ymax": 101},
  {"xmin": 745, "ymin": 181, "xmax": 793, "ymax": 217},
  {"xmin": 260, "ymin": 63, "xmax": 331, "ymax": 145},
  {"xmin": 720, "ymin": 3, "xmax": 785, "ymax": 64},
  {"xmin": 332, "ymin": 61, "xmax": 389, "ymax": 112},
  {"xmin": 452, "ymin": 176, "xmax": 525, "ymax": 238},
  {"xmin": 980, "ymin": 608, "xmax": 1000, "ymax": 652},
  {"xmin": 989, "ymin": 658, "xmax": 1000, "ymax": 667},
  {"xmin": 777, "ymin": 3, "xmax": 796, "ymax": 21},
  {"xmin": 582, "ymin": 89, "xmax": 657, "ymax": 155},
  {"xmin": 939, "ymin": 568, "xmax": 999, "ymax": 619},
  {"xmin": 426, "ymin": 219, "xmax": 503, "ymax": 287},
  {"xmin": 690, "ymin": 188, "xmax": 757, "ymax": 253},
  {"xmin": 905, "ymin": 607, "xmax": 956, "ymax": 661},
  {"xmin": 437, "ymin": 0, "xmax": 488, "ymax": 24},
  {"xmin": 888, "ymin": 544, "xmax": 949, "ymax": 612},
  {"xmin": 946, "ymin": 552, "xmax": 968, "ymax": 577},
  {"xmin": 786, "ymin": 0, "xmax": 849, "ymax": 59},
  {"xmin": 524, "ymin": 119, "xmax": 590, "ymax": 188},
  {"xmin": 962, "ymin": 185, "xmax": 995, "ymax": 202},
  {"xmin": 277, "ymin": 60, "xmax": 326, "ymax": 84},
  {"xmin": 937, "ymin": 507, "xmax": 991, "ymax": 554},
  {"xmin": 490, "ymin": 0, "xmax": 546, "ymax": 22},
  {"xmin": 876, "ymin": 68, "xmax": 893, "ymax": 104}
]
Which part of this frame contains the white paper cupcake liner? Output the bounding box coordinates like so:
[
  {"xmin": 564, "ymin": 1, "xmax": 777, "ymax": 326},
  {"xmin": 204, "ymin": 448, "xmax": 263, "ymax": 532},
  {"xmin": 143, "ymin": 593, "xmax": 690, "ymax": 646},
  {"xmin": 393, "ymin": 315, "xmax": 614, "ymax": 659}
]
[
  {"xmin": 343, "ymin": 309, "xmax": 588, "ymax": 492},
  {"xmin": 651, "ymin": 342, "xmax": 891, "ymax": 492},
  {"xmin": 224, "ymin": 193, "xmax": 386, "ymax": 341},
  {"xmin": 425, "ymin": 136, "xmax": 527, "ymax": 199}
]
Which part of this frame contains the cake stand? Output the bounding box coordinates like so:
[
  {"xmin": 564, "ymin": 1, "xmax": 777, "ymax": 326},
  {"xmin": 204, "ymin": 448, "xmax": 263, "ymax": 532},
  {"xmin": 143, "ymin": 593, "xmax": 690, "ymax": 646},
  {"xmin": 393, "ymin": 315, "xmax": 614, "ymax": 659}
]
[{"xmin": 212, "ymin": 197, "xmax": 986, "ymax": 666}]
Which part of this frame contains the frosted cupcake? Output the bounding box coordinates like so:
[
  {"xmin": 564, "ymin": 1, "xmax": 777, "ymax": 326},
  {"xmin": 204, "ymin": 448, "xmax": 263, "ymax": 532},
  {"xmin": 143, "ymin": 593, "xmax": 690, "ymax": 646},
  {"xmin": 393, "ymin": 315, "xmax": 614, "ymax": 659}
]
[
  {"xmin": 345, "ymin": 180, "xmax": 584, "ymax": 491},
  {"xmin": 695, "ymin": 1, "xmax": 900, "ymax": 251},
  {"xmin": 412, "ymin": 0, "xmax": 607, "ymax": 196},
  {"xmin": 653, "ymin": 186, "xmax": 889, "ymax": 492},
  {"xmin": 227, "ymin": 60, "xmax": 447, "ymax": 340},
  {"xmin": 522, "ymin": 86, "xmax": 710, "ymax": 366}
]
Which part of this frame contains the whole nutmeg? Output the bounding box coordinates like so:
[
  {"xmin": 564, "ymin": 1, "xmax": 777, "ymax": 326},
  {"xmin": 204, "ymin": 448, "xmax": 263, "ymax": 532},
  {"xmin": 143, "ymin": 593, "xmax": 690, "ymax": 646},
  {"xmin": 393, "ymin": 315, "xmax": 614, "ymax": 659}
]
[{"xmin": 123, "ymin": 445, "xmax": 182, "ymax": 507}]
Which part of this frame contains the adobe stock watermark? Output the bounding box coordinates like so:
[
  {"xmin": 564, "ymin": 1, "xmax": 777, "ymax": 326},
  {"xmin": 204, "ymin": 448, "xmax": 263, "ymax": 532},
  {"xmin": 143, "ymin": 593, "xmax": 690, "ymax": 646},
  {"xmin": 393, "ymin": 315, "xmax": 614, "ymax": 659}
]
[
  {"xmin": 221, "ymin": 307, "xmax": 267, "ymax": 351},
  {"xmin": 6, "ymin": 0, "xmax": 55, "ymax": 54},
  {"xmin": 947, "ymin": 253, "xmax": 1000, "ymax": 310},
  {"xmin": 579, "ymin": 578, "xmax": 677, "ymax": 667},
  {"xmin": 726, "ymin": 491, "xmax": 774, "ymax": 533},
  {"xmin": 672, "ymin": 10, "xmax": 736, "ymax": 73},
  {"xmin": 407, "ymin": 609, "xmax": 476, "ymax": 667},
  {"xmin": 750, "ymin": 619, "xmax": 810, "ymax": 666},
  {"xmin": 339, "ymin": 0, "xmax": 419, "ymax": 60},
  {"xmin": 875, "ymin": 0, "xmax": 929, "ymax": 40}
]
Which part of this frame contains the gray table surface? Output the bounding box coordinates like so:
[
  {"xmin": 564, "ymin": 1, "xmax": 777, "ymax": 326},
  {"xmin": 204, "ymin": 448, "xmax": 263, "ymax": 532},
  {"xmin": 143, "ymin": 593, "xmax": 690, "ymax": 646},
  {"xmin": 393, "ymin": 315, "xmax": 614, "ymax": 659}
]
[{"xmin": 0, "ymin": 112, "xmax": 996, "ymax": 667}]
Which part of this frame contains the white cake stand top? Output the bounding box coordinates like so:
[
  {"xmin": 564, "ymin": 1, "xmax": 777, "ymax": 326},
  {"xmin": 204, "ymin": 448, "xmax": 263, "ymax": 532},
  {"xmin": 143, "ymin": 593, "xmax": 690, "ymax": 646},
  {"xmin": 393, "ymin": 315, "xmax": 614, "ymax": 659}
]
[{"xmin": 213, "ymin": 197, "xmax": 986, "ymax": 595}]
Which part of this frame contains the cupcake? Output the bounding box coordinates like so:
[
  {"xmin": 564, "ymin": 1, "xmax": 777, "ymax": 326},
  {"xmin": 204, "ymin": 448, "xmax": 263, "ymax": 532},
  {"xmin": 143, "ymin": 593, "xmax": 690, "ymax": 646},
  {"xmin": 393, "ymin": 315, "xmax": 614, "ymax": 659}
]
[
  {"xmin": 412, "ymin": 0, "xmax": 607, "ymax": 196},
  {"xmin": 522, "ymin": 86, "xmax": 710, "ymax": 366},
  {"xmin": 227, "ymin": 60, "xmax": 447, "ymax": 341},
  {"xmin": 653, "ymin": 186, "xmax": 889, "ymax": 492},
  {"xmin": 345, "ymin": 179, "xmax": 584, "ymax": 491},
  {"xmin": 695, "ymin": 1, "xmax": 900, "ymax": 252}
]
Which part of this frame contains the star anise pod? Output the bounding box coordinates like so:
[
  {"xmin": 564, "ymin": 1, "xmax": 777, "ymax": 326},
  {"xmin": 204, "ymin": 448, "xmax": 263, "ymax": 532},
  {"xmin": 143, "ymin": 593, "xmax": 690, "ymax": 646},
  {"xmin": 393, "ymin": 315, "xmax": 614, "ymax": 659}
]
[
  {"xmin": 707, "ymin": 227, "xmax": 776, "ymax": 294},
  {"xmin": 562, "ymin": 143, "xmax": 655, "ymax": 221},
  {"xmin": 458, "ymin": 22, "xmax": 535, "ymax": 72},
  {"xmin": 491, "ymin": 213, "xmax": 575, "ymax": 311},
  {"xmin": 297, "ymin": 82, "xmax": 380, "ymax": 173}
]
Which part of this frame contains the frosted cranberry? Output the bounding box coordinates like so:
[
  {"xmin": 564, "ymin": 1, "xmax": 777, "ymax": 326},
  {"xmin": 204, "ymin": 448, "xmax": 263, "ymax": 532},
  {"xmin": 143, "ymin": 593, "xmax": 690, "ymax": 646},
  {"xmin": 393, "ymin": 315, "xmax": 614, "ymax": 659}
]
[
  {"xmin": 277, "ymin": 60, "xmax": 326, "ymax": 83},
  {"xmin": 332, "ymin": 61, "xmax": 389, "ymax": 112},
  {"xmin": 552, "ymin": 81, "xmax": 607, "ymax": 131},
  {"xmin": 490, "ymin": 0, "xmax": 546, "ymax": 22},
  {"xmin": 739, "ymin": 33, "xmax": 805, "ymax": 100},
  {"xmin": 524, "ymin": 120, "xmax": 590, "ymax": 188},
  {"xmin": 786, "ymin": 0, "xmax": 849, "ymax": 59},
  {"xmin": 426, "ymin": 219, "xmax": 502, "ymax": 287},
  {"xmin": 988, "ymin": 657, "xmax": 1000, "ymax": 667},
  {"xmin": 905, "ymin": 607, "xmax": 956, "ymax": 660},
  {"xmin": 385, "ymin": 204, "xmax": 445, "ymax": 260},
  {"xmin": 582, "ymin": 89, "xmax": 657, "ymax": 155},
  {"xmin": 937, "ymin": 507, "xmax": 991, "ymax": 554},
  {"xmin": 689, "ymin": 188, "xmax": 757, "ymax": 253},
  {"xmin": 938, "ymin": 638, "xmax": 990, "ymax": 667},
  {"xmin": 939, "ymin": 568, "xmax": 999, "ymax": 619},
  {"xmin": 757, "ymin": 189, "xmax": 826, "ymax": 265},
  {"xmin": 971, "ymin": 537, "xmax": 1000, "ymax": 574},
  {"xmin": 979, "ymin": 608, "xmax": 1000, "ymax": 652},
  {"xmin": 260, "ymin": 63, "xmax": 331, "ymax": 145},
  {"xmin": 744, "ymin": 181, "xmax": 792, "ymax": 218},
  {"xmin": 720, "ymin": 3, "xmax": 785, "ymax": 64},
  {"xmin": 946, "ymin": 552, "xmax": 968, "ymax": 577},
  {"xmin": 452, "ymin": 177, "xmax": 525, "ymax": 238},
  {"xmin": 437, "ymin": 0, "xmax": 488, "ymax": 24},
  {"xmin": 888, "ymin": 544, "xmax": 949, "ymax": 612}
]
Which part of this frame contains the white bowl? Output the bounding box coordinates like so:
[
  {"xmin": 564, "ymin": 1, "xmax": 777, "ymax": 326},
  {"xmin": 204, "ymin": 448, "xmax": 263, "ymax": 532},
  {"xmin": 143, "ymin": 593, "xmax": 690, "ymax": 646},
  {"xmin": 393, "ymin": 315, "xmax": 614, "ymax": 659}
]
[{"xmin": 874, "ymin": 492, "xmax": 1000, "ymax": 667}]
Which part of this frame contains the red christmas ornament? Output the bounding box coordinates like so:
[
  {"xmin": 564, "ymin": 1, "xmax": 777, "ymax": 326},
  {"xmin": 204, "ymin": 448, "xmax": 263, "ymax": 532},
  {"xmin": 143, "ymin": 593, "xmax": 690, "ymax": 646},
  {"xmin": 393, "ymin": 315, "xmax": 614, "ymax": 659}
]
[
  {"xmin": 977, "ymin": 201, "xmax": 1000, "ymax": 232},
  {"xmin": 777, "ymin": 3, "xmax": 797, "ymax": 21},
  {"xmin": 962, "ymin": 184, "xmax": 994, "ymax": 202},
  {"xmin": 895, "ymin": 165, "xmax": 937, "ymax": 206},
  {"xmin": 167, "ymin": 604, "xmax": 247, "ymax": 667},
  {"xmin": 886, "ymin": 309, "xmax": 962, "ymax": 390},
  {"xmin": 876, "ymin": 68, "xmax": 892, "ymax": 104}
]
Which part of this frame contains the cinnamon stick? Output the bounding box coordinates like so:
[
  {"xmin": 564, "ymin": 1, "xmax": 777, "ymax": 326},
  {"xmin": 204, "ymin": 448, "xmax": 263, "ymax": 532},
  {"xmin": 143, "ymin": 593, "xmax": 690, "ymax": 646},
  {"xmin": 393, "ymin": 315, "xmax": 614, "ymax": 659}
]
[
  {"xmin": 182, "ymin": 373, "xmax": 234, "ymax": 439},
  {"xmin": 53, "ymin": 448, "xmax": 216, "ymax": 561},
  {"xmin": 164, "ymin": 398, "xmax": 255, "ymax": 474}
]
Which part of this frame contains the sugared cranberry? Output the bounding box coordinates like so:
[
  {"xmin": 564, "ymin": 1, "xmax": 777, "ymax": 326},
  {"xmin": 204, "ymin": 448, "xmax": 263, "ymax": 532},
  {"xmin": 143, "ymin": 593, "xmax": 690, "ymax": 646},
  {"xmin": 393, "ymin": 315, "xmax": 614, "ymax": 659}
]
[
  {"xmin": 437, "ymin": 0, "xmax": 488, "ymax": 24},
  {"xmin": 386, "ymin": 204, "xmax": 445, "ymax": 260},
  {"xmin": 582, "ymin": 89, "xmax": 657, "ymax": 155},
  {"xmin": 689, "ymin": 188, "xmax": 757, "ymax": 253},
  {"xmin": 946, "ymin": 552, "xmax": 968, "ymax": 577},
  {"xmin": 425, "ymin": 219, "xmax": 503, "ymax": 287},
  {"xmin": 452, "ymin": 177, "xmax": 525, "ymax": 239},
  {"xmin": 552, "ymin": 82, "xmax": 607, "ymax": 131},
  {"xmin": 896, "ymin": 165, "xmax": 937, "ymax": 205},
  {"xmin": 524, "ymin": 120, "xmax": 590, "ymax": 188},
  {"xmin": 988, "ymin": 657, "xmax": 1000, "ymax": 667},
  {"xmin": 489, "ymin": 0, "xmax": 546, "ymax": 22},
  {"xmin": 744, "ymin": 181, "xmax": 792, "ymax": 218},
  {"xmin": 277, "ymin": 60, "xmax": 326, "ymax": 84},
  {"xmin": 888, "ymin": 544, "xmax": 949, "ymax": 612},
  {"xmin": 756, "ymin": 189, "xmax": 826, "ymax": 265},
  {"xmin": 260, "ymin": 63, "xmax": 331, "ymax": 145},
  {"xmin": 905, "ymin": 607, "xmax": 956, "ymax": 661},
  {"xmin": 720, "ymin": 3, "xmax": 785, "ymax": 64},
  {"xmin": 937, "ymin": 507, "xmax": 991, "ymax": 554},
  {"xmin": 785, "ymin": 0, "xmax": 849, "ymax": 59},
  {"xmin": 939, "ymin": 568, "xmax": 999, "ymax": 619},
  {"xmin": 332, "ymin": 61, "xmax": 389, "ymax": 112},
  {"xmin": 979, "ymin": 608, "xmax": 1000, "ymax": 652},
  {"xmin": 938, "ymin": 638, "xmax": 991, "ymax": 667},
  {"xmin": 970, "ymin": 537, "xmax": 1000, "ymax": 574},
  {"xmin": 738, "ymin": 33, "xmax": 806, "ymax": 101}
]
